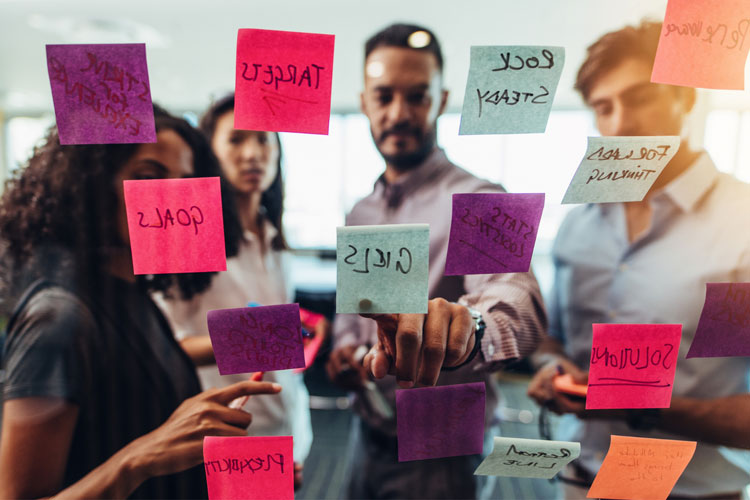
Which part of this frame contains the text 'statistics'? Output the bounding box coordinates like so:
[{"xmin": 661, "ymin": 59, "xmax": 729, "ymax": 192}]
[
  {"xmin": 204, "ymin": 436, "xmax": 294, "ymax": 500},
  {"xmin": 688, "ymin": 283, "xmax": 750, "ymax": 358},
  {"xmin": 652, "ymin": 0, "xmax": 750, "ymax": 89},
  {"xmin": 587, "ymin": 435, "xmax": 697, "ymax": 500},
  {"xmin": 46, "ymin": 44, "xmax": 156, "ymax": 144},
  {"xmin": 586, "ymin": 324, "xmax": 682, "ymax": 410},
  {"xmin": 459, "ymin": 46, "xmax": 564, "ymax": 135},
  {"xmin": 474, "ymin": 437, "xmax": 580, "ymax": 479},
  {"xmin": 207, "ymin": 304, "xmax": 304, "ymax": 375},
  {"xmin": 123, "ymin": 177, "xmax": 226, "ymax": 275},
  {"xmin": 562, "ymin": 136, "xmax": 680, "ymax": 204},
  {"xmin": 336, "ymin": 224, "xmax": 429, "ymax": 314},
  {"xmin": 445, "ymin": 193, "xmax": 544, "ymax": 275},
  {"xmin": 235, "ymin": 29, "xmax": 335, "ymax": 134},
  {"xmin": 396, "ymin": 382, "xmax": 485, "ymax": 462}
]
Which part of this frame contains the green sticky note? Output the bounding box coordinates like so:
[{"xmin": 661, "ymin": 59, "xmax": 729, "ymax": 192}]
[
  {"xmin": 474, "ymin": 437, "xmax": 580, "ymax": 479},
  {"xmin": 336, "ymin": 224, "xmax": 429, "ymax": 314},
  {"xmin": 459, "ymin": 46, "xmax": 565, "ymax": 135}
]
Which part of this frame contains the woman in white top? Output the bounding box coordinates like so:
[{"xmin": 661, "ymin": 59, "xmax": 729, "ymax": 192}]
[{"xmin": 155, "ymin": 94, "xmax": 314, "ymax": 487}]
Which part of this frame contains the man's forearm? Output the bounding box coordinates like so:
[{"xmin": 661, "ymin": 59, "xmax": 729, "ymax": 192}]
[{"xmin": 656, "ymin": 395, "xmax": 750, "ymax": 449}]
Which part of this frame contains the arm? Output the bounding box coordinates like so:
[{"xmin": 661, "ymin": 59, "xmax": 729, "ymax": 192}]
[{"xmin": 179, "ymin": 336, "xmax": 216, "ymax": 366}]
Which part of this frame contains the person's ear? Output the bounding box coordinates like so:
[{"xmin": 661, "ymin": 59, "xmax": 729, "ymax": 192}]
[
  {"xmin": 437, "ymin": 89, "xmax": 449, "ymax": 117},
  {"xmin": 360, "ymin": 91, "xmax": 367, "ymax": 115}
]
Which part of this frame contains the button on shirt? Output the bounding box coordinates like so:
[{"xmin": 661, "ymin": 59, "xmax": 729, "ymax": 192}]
[{"xmin": 550, "ymin": 152, "xmax": 750, "ymax": 496}]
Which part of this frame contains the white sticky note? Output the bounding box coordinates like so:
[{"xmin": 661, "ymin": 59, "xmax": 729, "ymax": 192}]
[{"xmin": 474, "ymin": 436, "xmax": 580, "ymax": 479}]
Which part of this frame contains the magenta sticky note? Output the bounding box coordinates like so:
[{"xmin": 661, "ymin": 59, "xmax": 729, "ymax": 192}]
[
  {"xmin": 235, "ymin": 29, "xmax": 335, "ymax": 135},
  {"xmin": 651, "ymin": 0, "xmax": 750, "ymax": 90},
  {"xmin": 207, "ymin": 304, "xmax": 304, "ymax": 374},
  {"xmin": 687, "ymin": 283, "xmax": 750, "ymax": 358},
  {"xmin": 46, "ymin": 44, "xmax": 156, "ymax": 144},
  {"xmin": 123, "ymin": 177, "xmax": 226, "ymax": 275},
  {"xmin": 445, "ymin": 193, "xmax": 544, "ymax": 275},
  {"xmin": 204, "ymin": 436, "xmax": 294, "ymax": 500},
  {"xmin": 587, "ymin": 324, "xmax": 682, "ymax": 410},
  {"xmin": 396, "ymin": 382, "xmax": 485, "ymax": 462}
]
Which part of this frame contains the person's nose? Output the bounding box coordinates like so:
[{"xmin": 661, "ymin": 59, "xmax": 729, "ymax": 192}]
[
  {"xmin": 385, "ymin": 94, "xmax": 412, "ymax": 125},
  {"xmin": 609, "ymin": 101, "xmax": 638, "ymax": 136},
  {"xmin": 240, "ymin": 138, "xmax": 261, "ymax": 163}
]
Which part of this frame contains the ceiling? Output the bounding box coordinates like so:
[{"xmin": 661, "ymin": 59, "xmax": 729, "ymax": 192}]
[{"xmin": 1, "ymin": 0, "xmax": 748, "ymax": 115}]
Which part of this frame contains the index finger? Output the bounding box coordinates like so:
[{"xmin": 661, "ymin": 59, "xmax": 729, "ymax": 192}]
[
  {"xmin": 360, "ymin": 313, "xmax": 399, "ymax": 332},
  {"xmin": 394, "ymin": 314, "xmax": 425, "ymax": 388},
  {"xmin": 211, "ymin": 381, "xmax": 282, "ymax": 406}
]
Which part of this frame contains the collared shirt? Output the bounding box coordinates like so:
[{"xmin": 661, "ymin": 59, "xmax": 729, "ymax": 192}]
[
  {"xmin": 551, "ymin": 152, "xmax": 750, "ymax": 496},
  {"xmin": 333, "ymin": 148, "xmax": 547, "ymax": 435}
]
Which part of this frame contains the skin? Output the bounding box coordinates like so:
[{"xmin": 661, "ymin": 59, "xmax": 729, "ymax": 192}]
[
  {"xmin": 0, "ymin": 130, "xmax": 283, "ymax": 498},
  {"xmin": 527, "ymin": 58, "xmax": 750, "ymax": 449}
]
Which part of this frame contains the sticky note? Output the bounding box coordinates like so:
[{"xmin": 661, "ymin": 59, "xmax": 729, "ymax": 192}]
[
  {"xmin": 336, "ymin": 224, "xmax": 429, "ymax": 314},
  {"xmin": 474, "ymin": 437, "xmax": 580, "ymax": 479},
  {"xmin": 459, "ymin": 46, "xmax": 564, "ymax": 135},
  {"xmin": 293, "ymin": 331, "xmax": 325, "ymax": 374},
  {"xmin": 207, "ymin": 304, "xmax": 304, "ymax": 375},
  {"xmin": 203, "ymin": 436, "xmax": 293, "ymax": 500},
  {"xmin": 235, "ymin": 29, "xmax": 335, "ymax": 135},
  {"xmin": 123, "ymin": 177, "xmax": 226, "ymax": 275},
  {"xmin": 651, "ymin": 0, "xmax": 750, "ymax": 90},
  {"xmin": 562, "ymin": 136, "xmax": 680, "ymax": 204},
  {"xmin": 687, "ymin": 283, "xmax": 750, "ymax": 358},
  {"xmin": 587, "ymin": 435, "xmax": 696, "ymax": 500},
  {"xmin": 553, "ymin": 374, "xmax": 588, "ymax": 398},
  {"xmin": 587, "ymin": 324, "xmax": 682, "ymax": 410},
  {"xmin": 396, "ymin": 382, "xmax": 485, "ymax": 462},
  {"xmin": 46, "ymin": 44, "xmax": 155, "ymax": 145},
  {"xmin": 445, "ymin": 193, "xmax": 544, "ymax": 275}
]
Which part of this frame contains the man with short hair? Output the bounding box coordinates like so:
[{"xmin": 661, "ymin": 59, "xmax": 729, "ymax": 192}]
[
  {"xmin": 527, "ymin": 21, "xmax": 750, "ymax": 499},
  {"xmin": 327, "ymin": 23, "xmax": 547, "ymax": 499}
]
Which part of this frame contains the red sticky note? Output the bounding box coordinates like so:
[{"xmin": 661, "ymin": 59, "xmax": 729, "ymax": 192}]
[
  {"xmin": 46, "ymin": 44, "xmax": 156, "ymax": 144},
  {"xmin": 123, "ymin": 177, "xmax": 226, "ymax": 275},
  {"xmin": 586, "ymin": 324, "xmax": 682, "ymax": 410},
  {"xmin": 235, "ymin": 29, "xmax": 335, "ymax": 134},
  {"xmin": 587, "ymin": 435, "xmax": 696, "ymax": 500},
  {"xmin": 651, "ymin": 0, "xmax": 750, "ymax": 89},
  {"xmin": 293, "ymin": 332, "xmax": 325, "ymax": 374},
  {"xmin": 203, "ymin": 436, "xmax": 294, "ymax": 500}
]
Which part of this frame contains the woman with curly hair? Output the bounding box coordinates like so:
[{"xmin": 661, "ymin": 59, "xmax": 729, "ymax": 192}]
[{"xmin": 0, "ymin": 106, "xmax": 282, "ymax": 498}]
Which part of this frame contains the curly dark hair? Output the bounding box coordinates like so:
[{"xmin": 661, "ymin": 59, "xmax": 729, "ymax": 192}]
[{"xmin": 0, "ymin": 105, "xmax": 243, "ymax": 314}]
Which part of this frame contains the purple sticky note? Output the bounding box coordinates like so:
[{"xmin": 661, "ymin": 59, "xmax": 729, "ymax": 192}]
[
  {"xmin": 687, "ymin": 283, "xmax": 750, "ymax": 358},
  {"xmin": 445, "ymin": 193, "xmax": 544, "ymax": 275},
  {"xmin": 207, "ymin": 304, "xmax": 304, "ymax": 374},
  {"xmin": 396, "ymin": 382, "xmax": 485, "ymax": 462},
  {"xmin": 46, "ymin": 44, "xmax": 156, "ymax": 145}
]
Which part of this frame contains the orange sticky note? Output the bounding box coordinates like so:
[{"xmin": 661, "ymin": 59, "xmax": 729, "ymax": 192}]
[
  {"xmin": 651, "ymin": 0, "xmax": 750, "ymax": 89},
  {"xmin": 235, "ymin": 28, "xmax": 335, "ymax": 134},
  {"xmin": 123, "ymin": 177, "xmax": 226, "ymax": 275},
  {"xmin": 587, "ymin": 435, "xmax": 696, "ymax": 500},
  {"xmin": 553, "ymin": 374, "xmax": 588, "ymax": 398},
  {"xmin": 203, "ymin": 436, "xmax": 294, "ymax": 500}
]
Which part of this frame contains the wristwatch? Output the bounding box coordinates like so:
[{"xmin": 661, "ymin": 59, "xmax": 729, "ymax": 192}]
[{"xmin": 442, "ymin": 307, "xmax": 486, "ymax": 371}]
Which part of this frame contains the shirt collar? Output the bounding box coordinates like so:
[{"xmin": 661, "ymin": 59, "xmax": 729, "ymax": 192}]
[
  {"xmin": 374, "ymin": 148, "xmax": 452, "ymax": 208},
  {"xmin": 656, "ymin": 152, "xmax": 719, "ymax": 213}
]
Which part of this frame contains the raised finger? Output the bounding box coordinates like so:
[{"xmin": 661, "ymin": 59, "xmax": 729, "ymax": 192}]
[
  {"xmin": 394, "ymin": 314, "xmax": 425, "ymax": 388},
  {"xmin": 416, "ymin": 300, "xmax": 450, "ymax": 386},
  {"xmin": 444, "ymin": 306, "xmax": 475, "ymax": 366},
  {"xmin": 212, "ymin": 381, "xmax": 281, "ymax": 406}
]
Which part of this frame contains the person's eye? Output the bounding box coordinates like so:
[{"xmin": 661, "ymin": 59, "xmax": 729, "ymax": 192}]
[
  {"xmin": 229, "ymin": 134, "xmax": 244, "ymax": 145},
  {"xmin": 132, "ymin": 169, "xmax": 161, "ymax": 181},
  {"xmin": 375, "ymin": 93, "xmax": 392, "ymax": 106},
  {"xmin": 407, "ymin": 92, "xmax": 427, "ymax": 105},
  {"xmin": 594, "ymin": 103, "xmax": 612, "ymax": 117},
  {"xmin": 257, "ymin": 134, "xmax": 269, "ymax": 145}
]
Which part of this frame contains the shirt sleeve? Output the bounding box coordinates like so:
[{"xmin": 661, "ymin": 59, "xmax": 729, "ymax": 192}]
[{"xmin": 152, "ymin": 290, "xmax": 205, "ymax": 340}]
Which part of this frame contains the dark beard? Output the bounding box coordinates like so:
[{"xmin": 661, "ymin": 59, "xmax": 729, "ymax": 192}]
[{"xmin": 376, "ymin": 125, "xmax": 436, "ymax": 172}]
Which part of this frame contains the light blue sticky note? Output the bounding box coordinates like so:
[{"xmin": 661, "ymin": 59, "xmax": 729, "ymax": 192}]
[
  {"xmin": 336, "ymin": 224, "xmax": 429, "ymax": 314},
  {"xmin": 474, "ymin": 436, "xmax": 580, "ymax": 479},
  {"xmin": 561, "ymin": 136, "xmax": 680, "ymax": 204},
  {"xmin": 459, "ymin": 46, "xmax": 565, "ymax": 135}
]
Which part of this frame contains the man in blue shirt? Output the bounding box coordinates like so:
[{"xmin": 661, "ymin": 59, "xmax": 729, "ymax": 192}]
[{"xmin": 528, "ymin": 21, "xmax": 750, "ymax": 499}]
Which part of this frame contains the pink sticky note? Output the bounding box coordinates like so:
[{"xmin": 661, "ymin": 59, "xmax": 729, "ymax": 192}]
[
  {"xmin": 235, "ymin": 29, "xmax": 335, "ymax": 134},
  {"xmin": 123, "ymin": 177, "xmax": 226, "ymax": 275},
  {"xmin": 207, "ymin": 304, "xmax": 305, "ymax": 375},
  {"xmin": 586, "ymin": 324, "xmax": 682, "ymax": 410},
  {"xmin": 445, "ymin": 193, "xmax": 544, "ymax": 275},
  {"xmin": 46, "ymin": 44, "xmax": 156, "ymax": 144},
  {"xmin": 687, "ymin": 283, "xmax": 750, "ymax": 358},
  {"xmin": 651, "ymin": 0, "xmax": 750, "ymax": 89},
  {"xmin": 203, "ymin": 436, "xmax": 293, "ymax": 500},
  {"xmin": 396, "ymin": 382, "xmax": 485, "ymax": 462}
]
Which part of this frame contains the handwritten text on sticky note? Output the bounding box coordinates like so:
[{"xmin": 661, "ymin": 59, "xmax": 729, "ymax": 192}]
[
  {"xmin": 687, "ymin": 283, "xmax": 750, "ymax": 358},
  {"xmin": 587, "ymin": 435, "xmax": 696, "ymax": 500},
  {"xmin": 651, "ymin": 0, "xmax": 750, "ymax": 90},
  {"xmin": 124, "ymin": 177, "xmax": 226, "ymax": 275},
  {"xmin": 587, "ymin": 324, "xmax": 681, "ymax": 410},
  {"xmin": 46, "ymin": 44, "xmax": 155, "ymax": 145},
  {"xmin": 459, "ymin": 46, "xmax": 564, "ymax": 135},
  {"xmin": 207, "ymin": 304, "xmax": 304, "ymax": 375},
  {"xmin": 474, "ymin": 437, "xmax": 580, "ymax": 479},
  {"xmin": 336, "ymin": 224, "xmax": 429, "ymax": 314},
  {"xmin": 562, "ymin": 136, "xmax": 680, "ymax": 204},
  {"xmin": 446, "ymin": 193, "xmax": 544, "ymax": 275},
  {"xmin": 204, "ymin": 436, "xmax": 293, "ymax": 500},
  {"xmin": 235, "ymin": 29, "xmax": 334, "ymax": 135},
  {"xmin": 396, "ymin": 382, "xmax": 485, "ymax": 462}
]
